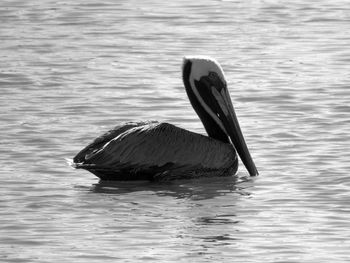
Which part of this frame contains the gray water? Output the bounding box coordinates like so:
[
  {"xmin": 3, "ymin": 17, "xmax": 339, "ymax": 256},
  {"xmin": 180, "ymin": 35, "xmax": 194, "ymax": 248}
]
[{"xmin": 1, "ymin": 0, "xmax": 350, "ymax": 262}]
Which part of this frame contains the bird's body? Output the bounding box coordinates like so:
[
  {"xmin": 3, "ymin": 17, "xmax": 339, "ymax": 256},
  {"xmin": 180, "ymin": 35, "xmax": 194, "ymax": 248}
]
[
  {"xmin": 73, "ymin": 121, "xmax": 237, "ymax": 181},
  {"xmin": 72, "ymin": 56, "xmax": 258, "ymax": 180}
]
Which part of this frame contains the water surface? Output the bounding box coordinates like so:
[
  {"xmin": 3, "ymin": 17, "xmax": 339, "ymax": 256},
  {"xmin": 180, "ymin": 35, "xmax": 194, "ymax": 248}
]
[{"xmin": 1, "ymin": 0, "xmax": 350, "ymax": 262}]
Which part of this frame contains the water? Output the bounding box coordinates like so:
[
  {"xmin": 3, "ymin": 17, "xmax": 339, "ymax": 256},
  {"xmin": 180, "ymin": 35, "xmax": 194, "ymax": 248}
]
[{"xmin": 1, "ymin": 0, "xmax": 350, "ymax": 262}]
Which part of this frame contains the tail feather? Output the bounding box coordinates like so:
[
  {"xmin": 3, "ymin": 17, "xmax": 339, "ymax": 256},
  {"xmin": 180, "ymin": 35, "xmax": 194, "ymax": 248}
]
[
  {"xmin": 65, "ymin": 158, "xmax": 77, "ymax": 168},
  {"xmin": 66, "ymin": 158, "xmax": 99, "ymax": 169}
]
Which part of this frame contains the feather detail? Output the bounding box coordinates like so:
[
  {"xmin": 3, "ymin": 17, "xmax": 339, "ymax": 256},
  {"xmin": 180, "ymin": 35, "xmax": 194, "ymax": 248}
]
[{"xmin": 72, "ymin": 121, "xmax": 237, "ymax": 181}]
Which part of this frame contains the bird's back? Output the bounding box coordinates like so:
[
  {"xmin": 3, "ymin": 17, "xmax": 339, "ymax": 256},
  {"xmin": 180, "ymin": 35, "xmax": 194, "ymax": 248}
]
[{"xmin": 73, "ymin": 121, "xmax": 237, "ymax": 181}]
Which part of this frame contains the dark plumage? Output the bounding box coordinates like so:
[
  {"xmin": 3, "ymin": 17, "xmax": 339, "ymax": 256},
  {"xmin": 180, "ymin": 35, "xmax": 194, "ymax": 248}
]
[
  {"xmin": 71, "ymin": 56, "xmax": 258, "ymax": 180},
  {"xmin": 73, "ymin": 121, "xmax": 237, "ymax": 181}
]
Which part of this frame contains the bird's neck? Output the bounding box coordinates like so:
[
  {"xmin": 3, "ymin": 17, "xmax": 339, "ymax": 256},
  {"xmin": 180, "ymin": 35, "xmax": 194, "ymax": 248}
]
[
  {"xmin": 200, "ymin": 113, "xmax": 230, "ymax": 143},
  {"xmin": 190, "ymin": 93, "xmax": 230, "ymax": 143},
  {"xmin": 183, "ymin": 64, "xmax": 230, "ymax": 144}
]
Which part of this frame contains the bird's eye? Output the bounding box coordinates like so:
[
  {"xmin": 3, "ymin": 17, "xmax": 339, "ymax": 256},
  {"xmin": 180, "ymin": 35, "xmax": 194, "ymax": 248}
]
[
  {"xmin": 208, "ymin": 72, "xmax": 217, "ymax": 80},
  {"xmin": 208, "ymin": 71, "xmax": 225, "ymax": 92}
]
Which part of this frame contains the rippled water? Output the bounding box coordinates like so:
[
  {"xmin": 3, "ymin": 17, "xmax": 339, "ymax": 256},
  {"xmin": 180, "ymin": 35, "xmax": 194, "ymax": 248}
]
[{"xmin": 1, "ymin": 0, "xmax": 350, "ymax": 262}]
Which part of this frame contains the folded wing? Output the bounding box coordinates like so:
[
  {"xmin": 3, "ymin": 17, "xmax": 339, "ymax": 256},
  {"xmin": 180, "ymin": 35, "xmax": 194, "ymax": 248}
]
[{"xmin": 73, "ymin": 122, "xmax": 236, "ymax": 180}]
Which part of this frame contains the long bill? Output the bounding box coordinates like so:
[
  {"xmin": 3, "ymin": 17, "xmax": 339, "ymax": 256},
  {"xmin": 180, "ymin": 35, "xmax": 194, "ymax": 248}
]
[{"xmin": 211, "ymin": 87, "xmax": 259, "ymax": 176}]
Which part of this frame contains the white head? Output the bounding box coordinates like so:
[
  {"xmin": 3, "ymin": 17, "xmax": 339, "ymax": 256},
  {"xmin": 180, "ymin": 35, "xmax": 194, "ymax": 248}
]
[{"xmin": 183, "ymin": 56, "xmax": 226, "ymax": 87}]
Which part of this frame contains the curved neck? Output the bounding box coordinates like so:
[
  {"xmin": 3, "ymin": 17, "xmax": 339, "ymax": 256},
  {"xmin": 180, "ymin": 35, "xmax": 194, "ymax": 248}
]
[{"xmin": 183, "ymin": 61, "xmax": 230, "ymax": 143}]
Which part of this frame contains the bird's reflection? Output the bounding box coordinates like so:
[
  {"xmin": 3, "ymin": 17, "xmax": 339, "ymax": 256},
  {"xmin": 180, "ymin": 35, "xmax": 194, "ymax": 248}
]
[
  {"xmin": 86, "ymin": 175, "xmax": 257, "ymax": 252},
  {"xmin": 90, "ymin": 175, "xmax": 254, "ymax": 200}
]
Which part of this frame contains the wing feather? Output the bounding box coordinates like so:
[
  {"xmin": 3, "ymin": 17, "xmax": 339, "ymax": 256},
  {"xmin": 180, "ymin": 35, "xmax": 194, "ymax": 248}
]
[
  {"xmin": 73, "ymin": 121, "xmax": 157, "ymax": 163},
  {"xmin": 73, "ymin": 122, "xmax": 237, "ymax": 180}
]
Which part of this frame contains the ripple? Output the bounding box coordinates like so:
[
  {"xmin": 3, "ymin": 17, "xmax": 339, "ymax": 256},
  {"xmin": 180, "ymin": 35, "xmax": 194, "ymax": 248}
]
[{"xmin": 1, "ymin": 0, "xmax": 350, "ymax": 262}]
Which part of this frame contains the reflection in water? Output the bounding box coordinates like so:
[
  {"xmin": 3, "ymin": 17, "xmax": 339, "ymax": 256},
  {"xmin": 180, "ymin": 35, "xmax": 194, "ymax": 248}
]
[
  {"xmin": 196, "ymin": 215, "xmax": 239, "ymax": 225},
  {"xmin": 88, "ymin": 176, "xmax": 253, "ymax": 256},
  {"xmin": 90, "ymin": 176, "xmax": 253, "ymax": 200},
  {"xmin": 84, "ymin": 178, "xmax": 350, "ymax": 262}
]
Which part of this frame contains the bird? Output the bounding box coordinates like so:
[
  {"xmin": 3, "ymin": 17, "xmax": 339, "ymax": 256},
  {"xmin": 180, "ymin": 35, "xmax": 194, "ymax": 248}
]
[{"xmin": 71, "ymin": 56, "xmax": 258, "ymax": 181}]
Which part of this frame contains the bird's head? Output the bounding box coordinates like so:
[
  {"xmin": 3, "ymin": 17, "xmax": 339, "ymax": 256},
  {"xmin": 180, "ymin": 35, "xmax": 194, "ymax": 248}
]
[{"xmin": 182, "ymin": 56, "xmax": 258, "ymax": 176}]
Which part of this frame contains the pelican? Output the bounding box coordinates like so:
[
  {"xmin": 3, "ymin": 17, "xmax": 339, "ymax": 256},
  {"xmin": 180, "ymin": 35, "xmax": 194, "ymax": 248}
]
[{"xmin": 72, "ymin": 56, "xmax": 258, "ymax": 181}]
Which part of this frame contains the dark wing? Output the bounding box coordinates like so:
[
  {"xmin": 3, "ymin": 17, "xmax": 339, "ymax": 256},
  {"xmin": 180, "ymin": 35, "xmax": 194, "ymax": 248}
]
[
  {"xmin": 73, "ymin": 121, "xmax": 158, "ymax": 163},
  {"xmin": 73, "ymin": 122, "xmax": 236, "ymax": 180}
]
